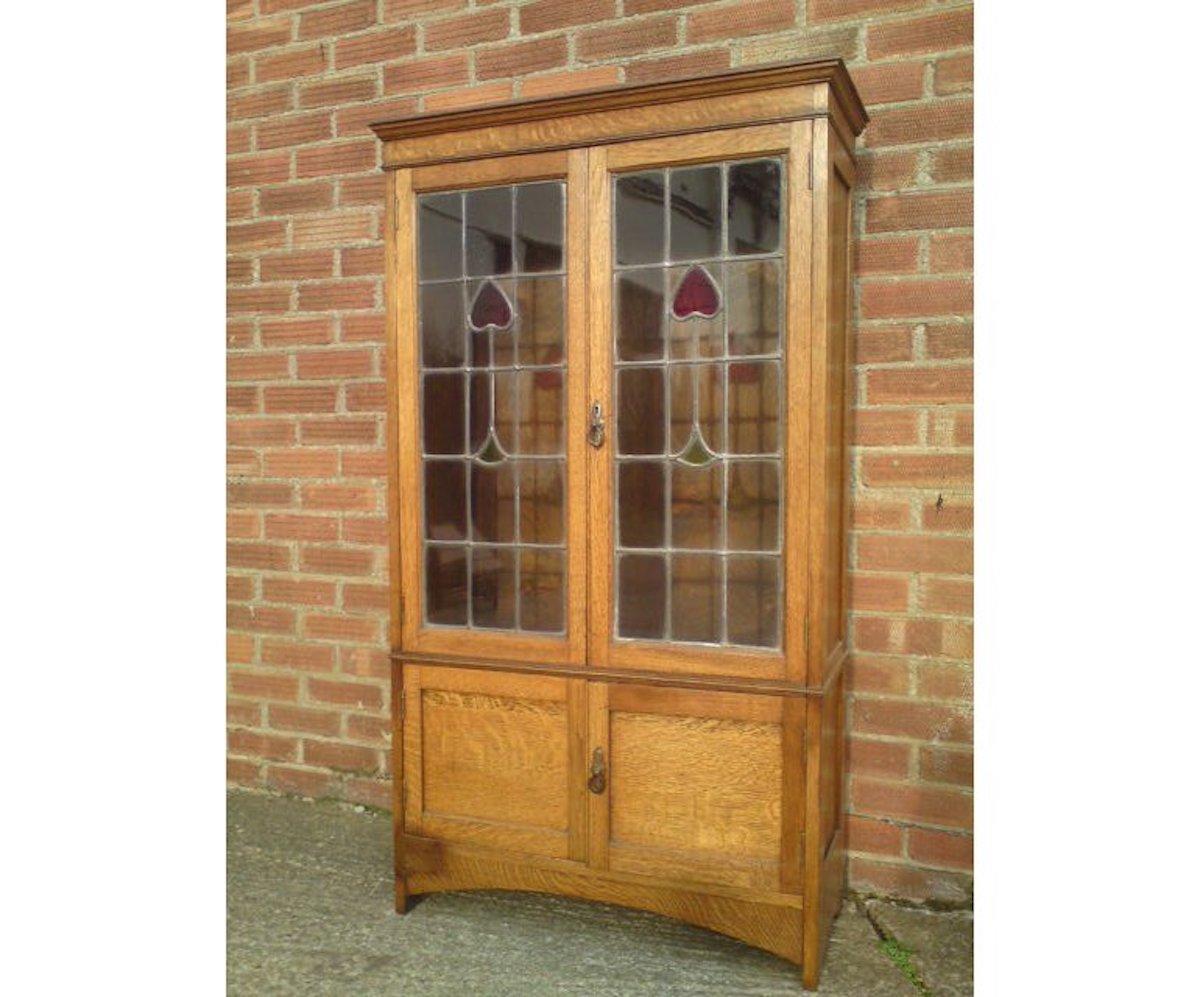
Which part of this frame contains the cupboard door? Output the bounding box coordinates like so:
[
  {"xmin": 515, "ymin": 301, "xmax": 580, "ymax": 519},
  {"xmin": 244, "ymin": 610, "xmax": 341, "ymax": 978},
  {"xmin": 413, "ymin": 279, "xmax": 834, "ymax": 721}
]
[
  {"xmin": 404, "ymin": 664, "xmax": 587, "ymax": 861},
  {"xmin": 393, "ymin": 151, "xmax": 589, "ymax": 666},
  {"xmin": 587, "ymin": 125, "xmax": 813, "ymax": 681},
  {"xmin": 587, "ymin": 682, "xmax": 795, "ymax": 892}
]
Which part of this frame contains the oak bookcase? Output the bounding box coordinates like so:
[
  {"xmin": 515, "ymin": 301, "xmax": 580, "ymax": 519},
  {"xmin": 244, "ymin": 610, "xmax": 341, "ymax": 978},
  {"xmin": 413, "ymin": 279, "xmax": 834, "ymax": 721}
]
[{"xmin": 370, "ymin": 58, "xmax": 866, "ymax": 989}]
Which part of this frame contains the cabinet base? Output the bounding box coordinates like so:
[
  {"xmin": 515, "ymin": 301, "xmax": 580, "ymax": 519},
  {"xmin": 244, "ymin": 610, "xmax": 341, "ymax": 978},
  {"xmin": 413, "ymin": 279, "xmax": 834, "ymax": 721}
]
[{"xmin": 397, "ymin": 836, "xmax": 812, "ymax": 980}]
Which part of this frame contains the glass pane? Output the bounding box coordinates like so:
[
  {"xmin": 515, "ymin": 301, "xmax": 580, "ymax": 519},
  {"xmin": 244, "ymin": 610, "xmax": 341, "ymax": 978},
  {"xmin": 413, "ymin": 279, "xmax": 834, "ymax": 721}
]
[
  {"xmin": 618, "ymin": 553, "xmax": 665, "ymax": 639},
  {"xmin": 471, "ymin": 545, "xmax": 515, "ymax": 629},
  {"xmin": 610, "ymin": 155, "xmax": 786, "ymax": 649},
  {"xmin": 418, "ymin": 192, "xmax": 462, "ymax": 281},
  {"xmin": 469, "ymin": 277, "xmax": 516, "ymax": 366},
  {"xmin": 516, "ymin": 182, "xmax": 563, "ymax": 273},
  {"xmin": 728, "ymin": 159, "xmax": 781, "ymax": 256},
  {"xmin": 426, "ymin": 545, "xmax": 467, "ymax": 625},
  {"xmin": 726, "ymin": 555, "xmax": 779, "ymax": 647},
  {"xmin": 671, "ymin": 462, "xmax": 722, "ymax": 550},
  {"xmin": 469, "ymin": 370, "xmax": 517, "ymax": 457},
  {"xmin": 423, "ymin": 373, "xmax": 465, "ymax": 455},
  {"xmin": 669, "ymin": 363, "xmax": 722, "ymax": 457},
  {"xmin": 727, "ymin": 361, "xmax": 780, "ymax": 454},
  {"xmin": 424, "ymin": 461, "xmax": 466, "ymax": 541},
  {"xmin": 518, "ymin": 460, "xmax": 564, "ymax": 544},
  {"xmin": 420, "ymin": 283, "xmax": 465, "ymax": 368},
  {"xmin": 470, "ymin": 461, "xmax": 515, "ymax": 543},
  {"xmin": 466, "ymin": 186, "xmax": 513, "ymax": 277},
  {"xmin": 516, "ymin": 277, "xmax": 564, "ymax": 365},
  {"xmin": 618, "ymin": 462, "xmax": 665, "ymax": 549},
  {"xmin": 616, "ymin": 269, "xmax": 664, "ymax": 361},
  {"xmin": 670, "ymin": 553, "xmax": 720, "ymax": 643},
  {"xmin": 617, "ymin": 367, "xmax": 665, "ymax": 455},
  {"xmin": 727, "ymin": 260, "xmax": 781, "ymax": 357},
  {"xmin": 520, "ymin": 548, "xmax": 564, "ymax": 633},
  {"xmin": 615, "ymin": 172, "xmax": 664, "ymax": 266},
  {"xmin": 669, "ymin": 166, "xmax": 721, "ymax": 262},
  {"xmin": 517, "ymin": 368, "xmax": 563, "ymax": 455},
  {"xmin": 727, "ymin": 461, "xmax": 779, "ymax": 552},
  {"xmin": 668, "ymin": 264, "xmax": 723, "ymax": 359}
]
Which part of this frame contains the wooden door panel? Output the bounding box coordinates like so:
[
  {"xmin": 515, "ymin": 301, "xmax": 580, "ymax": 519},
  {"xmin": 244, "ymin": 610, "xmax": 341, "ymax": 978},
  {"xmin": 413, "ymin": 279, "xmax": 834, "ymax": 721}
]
[
  {"xmin": 404, "ymin": 664, "xmax": 586, "ymax": 860},
  {"xmin": 590, "ymin": 683, "xmax": 787, "ymax": 892}
]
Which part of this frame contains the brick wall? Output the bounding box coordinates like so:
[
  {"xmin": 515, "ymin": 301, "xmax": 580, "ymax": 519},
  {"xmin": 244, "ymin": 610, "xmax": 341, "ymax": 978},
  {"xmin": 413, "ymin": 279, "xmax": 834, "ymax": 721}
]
[{"xmin": 227, "ymin": 0, "xmax": 974, "ymax": 904}]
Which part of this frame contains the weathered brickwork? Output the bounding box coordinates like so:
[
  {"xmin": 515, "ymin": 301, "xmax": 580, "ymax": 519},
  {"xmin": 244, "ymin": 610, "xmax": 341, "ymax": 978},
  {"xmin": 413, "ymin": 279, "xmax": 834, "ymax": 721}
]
[{"xmin": 227, "ymin": 0, "xmax": 974, "ymax": 904}]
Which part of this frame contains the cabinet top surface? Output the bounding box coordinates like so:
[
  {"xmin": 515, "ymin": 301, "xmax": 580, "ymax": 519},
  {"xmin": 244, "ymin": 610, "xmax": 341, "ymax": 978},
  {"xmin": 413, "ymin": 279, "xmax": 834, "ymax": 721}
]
[{"xmin": 368, "ymin": 57, "xmax": 868, "ymax": 147}]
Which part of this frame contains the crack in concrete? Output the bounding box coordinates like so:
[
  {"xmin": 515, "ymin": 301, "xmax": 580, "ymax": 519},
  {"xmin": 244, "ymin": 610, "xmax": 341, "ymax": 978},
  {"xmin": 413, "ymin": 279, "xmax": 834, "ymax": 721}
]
[{"xmin": 854, "ymin": 895, "xmax": 935, "ymax": 996}]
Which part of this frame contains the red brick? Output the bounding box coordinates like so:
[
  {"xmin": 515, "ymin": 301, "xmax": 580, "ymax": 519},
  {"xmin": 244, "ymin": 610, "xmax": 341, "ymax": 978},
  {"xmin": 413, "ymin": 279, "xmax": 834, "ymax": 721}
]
[
  {"xmin": 341, "ymin": 452, "xmax": 388, "ymax": 478},
  {"xmin": 262, "ymin": 578, "xmax": 338, "ymax": 608},
  {"xmin": 302, "ymin": 484, "xmax": 380, "ymax": 512},
  {"xmin": 856, "ymin": 236, "xmax": 919, "ymax": 276},
  {"xmin": 299, "ymin": 417, "xmax": 379, "ymax": 445},
  {"xmin": 849, "ymin": 573, "xmax": 909, "ymax": 612},
  {"xmin": 227, "ymin": 574, "xmax": 256, "ymax": 601},
  {"xmin": 228, "ymin": 58, "xmax": 251, "ymax": 89},
  {"xmin": 520, "ymin": 66, "xmax": 621, "ymax": 99},
  {"xmin": 346, "ymin": 714, "xmax": 389, "ymax": 744},
  {"xmin": 859, "ymin": 149, "xmax": 919, "ymax": 192},
  {"xmin": 846, "ymin": 814, "xmax": 904, "ymax": 857},
  {"xmin": 228, "ymin": 86, "xmax": 291, "ymax": 122},
  {"xmin": 336, "ymin": 98, "xmax": 420, "ymax": 137},
  {"xmin": 930, "ymin": 145, "xmax": 972, "ymax": 184},
  {"xmin": 340, "ymin": 314, "xmax": 386, "ymax": 342},
  {"xmin": 867, "ymin": 98, "xmax": 973, "ymax": 149},
  {"xmin": 846, "ymin": 736, "xmax": 911, "ymax": 779},
  {"xmin": 227, "ymin": 699, "xmax": 261, "ymax": 727},
  {"xmin": 867, "ymin": 191, "xmax": 972, "ymax": 233},
  {"xmin": 339, "ymin": 646, "xmax": 391, "ymax": 678},
  {"xmin": 266, "ymin": 764, "xmax": 333, "ymax": 798},
  {"xmin": 425, "ymin": 8, "xmax": 509, "ymax": 51},
  {"xmin": 309, "ymin": 677, "xmax": 384, "ymax": 709},
  {"xmin": 260, "ymin": 181, "xmax": 335, "ymax": 215},
  {"xmin": 852, "ymin": 700, "xmax": 972, "ymax": 746},
  {"xmin": 303, "ymin": 739, "xmax": 380, "ymax": 773},
  {"xmin": 228, "ymin": 219, "xmax": 287, "ymax": 253},
  {"xmin": 228, "ymin": 285, "xmax": 291, "ymax": 314},
  {"xmin": 857, "ymin": 534, "xmax": 971, "ymax": 574},
  {"xmin": 921, "ymin": 577, "xmax": 972, "ymax": 616},
  {"xmin": 256, "ymin": 111, "xmax": 333, "ymax": 150},
  {"xmin": 263, "ymin": 449, "xmax": 339, "ymax": 477},
  {"xmin": 228, "ymin": 351, "xmax": 289, "ymax": 382},
  {"xmin": 230, "ymin": 669, "xmax": 300, "ymax": 702},
  {"xmin": 335, "ymin": 25, "xmax": 417, "ymax": 69},
  {"xmin": 228, "ymin": 19, "xmax": 292, "ymax": 55},
  {"xmin": 227, "ymin": 758, "xmax": 260, "ymax": 784},
  {"xmin": 860, "ymin": 453, "xmax": 973, "ymax": 490},
  {"xmin": 228, "ymin": 482, "xmax": 295, "ymax": 507},
  {"xmin": 915, "ymin": 661, "xmax": 971, "ymax": 700},
  {"xmin": 228, "ymin": 419, "xmax": 296, "ymax": 447},
  {"xmin": 866, "ymin": 365, "xmax": 972, "ymax": 405},
  {"xmin": 383, "ymin": 53, "xmax": 469, "ymax": 94},
  {"xmin": 256, "ymin": 45, "xmax": 328, "ymax": 83},
  {"xmin": 260, "ymin": 250, "xmax": 336, "ymax": 282},
  {"xmin": 341, "ymin": 245, "xmax": 383, "ymax": 277},
  {"xmin": 925, "ymin": 322, "xmax": 973, "ymax": 360},
  {"xmin": 228, "ymin": 189, "xmax": 254, "ymax": 221},
  {"xmin": 294, "ymin": 212, "xmax": 376, "ymax": 247},
  {"xmin": 269, "ymin": 704, "xmax": 342, "ymax": 737},
  {"xmin": 851, "ymin": 500, "xmax": 910, "ymax": 531},
  {"xmin": 264, "ymin": 385, "xmax": 339, "ymax": 414},
  {"xmin": 687, "ymin": 0, "xmax": 795, "ymax": 44},
  {"xmin": 853, "ymin": 779, "xmax": 972, "ymax": 833},
  {"xmin": 859, "ymin": 280, "xmax": 972, "ymax": 320},
  {"xmin": 423, "ymin": 82, "xmax": 513, "ymax": 113},
  {"xmin": 854, "ymin": 327, "xmax": 913, "ymax": 364},
  {"xmin": 625, "ymin": 48, "xmax": 728, "ymax": 86},
  {"xmin": 850, "ymin": 61, "xmax": 925, "ymax": 107},
  {"xmin": 867, "ymin": 8, "xmax": 973, "ymax": 60},
  {"xmin": 261, "ymin": 317, "xmax": 335, "ymax": 347},
  {"xmin": 298, "ymin": 0, "xmax": 376, "ymax": 41},
  {"xmin": 477, "ymin": 36, "xmax": 567, "ymax": 80},
  {"xmin": 930, "ymin": 233, "xmax": 972, "ymax": 274},
  {"xmin": 262, "ymin": 638, "xmax": 337, "ymax": 671},
  {"xmin": 919, "ymin": 745, "xmax": 973, "ymax": 786},
  {"xmin": 300, "ymin": 545, "xmax": 376, "ymax": 576},
  {"xmin": 578, "ymin": 17, "xmax": 677, "ymax": 62},
  {"xmin": 227, "ymin": 124, "xmax": 251, "ymax": 155},
  {"xmin": 228, "ymin": 541, "xmax": 291, "ymax": 571},
  {"xmin": 298, "ymin": 279, "xmax": 377, "ymax": 311},
  {"xmin": 847, "ymin": 653, "xmax": 910, "ymax": 695},
  {"xmin": 346, "ymin": 382, "xmax": 386, "ymax": 411},
  {"xmin": 344, "ymin": 583, "xmax": 390, "ymax": 613},
  {"xmin": 227, "ymin": 151, "xmax": 290, "ymax": 187},
  {"xmin": 227, "ymin": 257, "xmax": 254, "ymax": 285},
  {"xmin": 304, "ymin": 613, "xmax": 380, "ymax": 642},
  {"xmin": 921, "ymin": 497, "xmax": 972, "ymax": 533},
  {"xmin": 344, "ymin": 778, "xmax": 392, "ymax": 809},
  {"xmin": 519, "ymin": 0, "xmax": 614, "ymax": 34},
  {"xmin": 849, "ymin": 858, "xmax": 970, "ymax": 904},
  {"xmin": 908, "ymin": 827, "xmax": 972, "ymax": 869},
  {"xmin": 385, "ymin": 0, "xmax": 464, "ymax": 17},
  {"xmin": 228, "ymin": 604, "xmax": 296, "ymax": 635},
  {"xmin": 228, "ymin": 447, "xmax": 260, "ymax": 474},
  {"xmin": 853, "ymin": 408, "xmax": 920, "ymax": 446},
  {"xmin": 296, "ymin": 141, "xmax": 377, "ymax": 178},
  {"xmin": 227, "ymin": 511, "xmax": 261, "ymax": 540},
  {"xmin": 265, "ymin": 514, "xmax": 340, "ymax": 542},
  {"xmin": 809, "ymin": 0, "xmax": 921, "ymax": 24},
  {"xmin": 300, "ymin": 75, "xmax": 378, "ymax": 108},
  {"xmin": 935, "ymin": 53, "xmax": 972, "ymax": 95},
  {"xmin": 229, "ymin": 729, "xmax": 298, "ymax": 762},
  {"xmin": 341, "ymin": 517, "xmax": 390, "ymax": 545},
  {"xmin": 228, "ymin": 633, "xmax": 255, "ymax": 665}
]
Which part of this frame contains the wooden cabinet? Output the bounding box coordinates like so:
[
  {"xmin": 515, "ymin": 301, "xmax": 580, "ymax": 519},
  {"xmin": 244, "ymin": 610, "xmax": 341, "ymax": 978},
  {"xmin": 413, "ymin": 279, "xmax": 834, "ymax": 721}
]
[{"xmin": 372, "ymin": 58, "xmax": 866, "ymax": 989}]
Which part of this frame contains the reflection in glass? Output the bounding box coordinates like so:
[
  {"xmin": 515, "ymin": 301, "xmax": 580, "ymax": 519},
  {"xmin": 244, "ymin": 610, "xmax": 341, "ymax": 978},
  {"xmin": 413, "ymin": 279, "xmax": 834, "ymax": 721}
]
[
  {"xmin": 466, "ymin": 186, "xmax": 513, "ymax": 276},
  {"xmin": 616, "ymin": 269, "xmax": 664, "ymax": 361},
  {"xmin": 726, "ymin": 556, "xmax": 779, "ymax": 647},
  {"xmin": 419, "ymin": 192, "xmax": 462, "ymax": 281},
  {"xmin": 618, "ymin": 553, "xmax": 666, "ymax": 639},
  {"xmin": 471, "ymin": 546, "xmax": 515, "ymax": 629},
  {"xmin": 728, "ymin": 159, "xmax": 781, "ymax": 256},
  {"xmin": 520, "ymin": 548, "xmax": 564, "ymax": 632},
  {"xmin": 670, "ymin": 553, "xmax": 720, "ymax": 643},
  {"xmin": 516, "ymin": 182, "xmax": 563, "ymax": 273},
  {"xmin": 670, "ymin": 166, "xmax": 721, "ymax": 262},
  {"xmin": 519, "ymin": 461, "xmax": 564, "ymax": 544},
  {"xmin": 617, "ymin": 367, "xmax": 665, "ymax": 455},
  {"xmin": 615, "ymin": 172, "xmax": 664, "ymax": 266},
  {"xmin": 671, "ymin": 463, "xmax": 722, "ymax": 550},
  {"xmin": 423, "ymin": 373, "xmax": 465, "ymax": 454},
  {"xmin": 425, "ymin": 460, "xmax": 466, "ymax": 541},
  {"xmin": 470, "ymin": 461, "xmax": 515, "ymax": 543},
  {"xmin": 426, "ymin": 546, "xmax": 467, "ymax": 625},
  {"xmin": 726, "ymin": 259, "xmax": 781, "ymax": 356},
  {"xmin": 618, "ymin": 462, "xmax": 665, "ymax": 549},
  {"xmin": 420, "ymin": 283, "xmax": 465, "ymax": 368}
]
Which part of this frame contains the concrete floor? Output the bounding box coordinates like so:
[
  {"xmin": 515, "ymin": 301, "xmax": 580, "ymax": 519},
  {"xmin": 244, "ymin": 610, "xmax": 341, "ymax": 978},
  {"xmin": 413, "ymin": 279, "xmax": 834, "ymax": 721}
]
[{"xmin": 228, "ymin": 791, "xmax": 972, "ymax": 995}]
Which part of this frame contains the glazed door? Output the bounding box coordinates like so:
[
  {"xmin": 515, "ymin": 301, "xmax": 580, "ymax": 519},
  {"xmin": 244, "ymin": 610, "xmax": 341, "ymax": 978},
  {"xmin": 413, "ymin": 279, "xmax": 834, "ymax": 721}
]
[
  {"xmin": 586, "ymin": 682, "xmax": 803, "ymax": 892},
  {"xmin": 586, "ymin": 124, "xmax": 814, "ymax": 681},
  {"xmin": 402, "ymin": 664, "xmax": 588, "ymax": 861},
  {"xmin": 393, "ymin": 151, "xmax": 589, "ymax": 666}
]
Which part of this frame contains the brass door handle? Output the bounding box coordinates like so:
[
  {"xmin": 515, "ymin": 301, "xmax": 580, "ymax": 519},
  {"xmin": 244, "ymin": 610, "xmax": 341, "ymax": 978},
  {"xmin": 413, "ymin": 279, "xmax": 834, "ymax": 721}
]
[
  {"xmin": 587, "ymin": 747, "xmax": 606, "ymax": 794},
  {"xmin": 588, "ymin": 401, "xmax": 605, "ymax": 449}
]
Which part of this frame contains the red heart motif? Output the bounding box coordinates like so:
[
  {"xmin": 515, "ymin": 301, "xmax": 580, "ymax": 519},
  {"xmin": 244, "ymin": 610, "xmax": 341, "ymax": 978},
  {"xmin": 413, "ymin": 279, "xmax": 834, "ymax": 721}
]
[
  {"xmin": 671, "ymin": 265, "xmax": 721, "ymax": 320},
  {"xmin": 469, "ymin": 279, "xmax": 513, "ymax": 332}
]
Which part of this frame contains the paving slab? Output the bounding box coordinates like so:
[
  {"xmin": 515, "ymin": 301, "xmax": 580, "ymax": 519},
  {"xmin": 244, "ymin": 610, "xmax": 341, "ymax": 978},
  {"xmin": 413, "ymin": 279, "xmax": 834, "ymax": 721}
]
[
  {"xmin": 864, "ymin": 898, "xmax": 974, "ymax": 996},
  {"xmin": 228, "ymin": 790, "xmax": 947, "ymax": 995}
]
